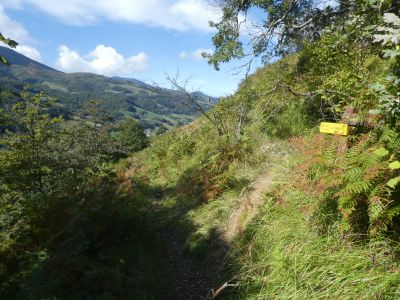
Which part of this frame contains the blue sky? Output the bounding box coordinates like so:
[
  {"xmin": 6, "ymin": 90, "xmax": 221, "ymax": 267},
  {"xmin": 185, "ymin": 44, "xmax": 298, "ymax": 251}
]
[{"xmin": 0, "ymin": 0, "xmax": 263, "ymax": 96}]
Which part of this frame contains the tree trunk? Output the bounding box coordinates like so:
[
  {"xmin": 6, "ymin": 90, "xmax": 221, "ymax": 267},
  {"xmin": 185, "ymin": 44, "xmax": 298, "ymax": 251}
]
[
  {"xmin": 236, "ymin": 102, "xmax": 244, "ymax": 141},
  {"xmin": 392, "ymin": 0, "xmax": 400, "ymax": 14}
]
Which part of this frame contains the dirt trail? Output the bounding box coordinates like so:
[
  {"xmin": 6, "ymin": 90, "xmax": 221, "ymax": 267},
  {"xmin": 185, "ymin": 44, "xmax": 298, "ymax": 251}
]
[
  {"xmin": 149, "ymin": 163, "xmax": 280, "ymax": 299},
  {"xmin": 225, "ymin": 171, "xmax": 275, "ymax": 241},
  {"xmin": 153, "ymin": 171, "xmax": 277, "ymax": 299},
  {"xmin": 152, "ymin": 200, "xmax": 228, "ymax": 300}
]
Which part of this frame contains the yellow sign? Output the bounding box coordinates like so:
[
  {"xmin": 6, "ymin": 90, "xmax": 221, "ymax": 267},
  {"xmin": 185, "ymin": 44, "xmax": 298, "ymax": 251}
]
[{"xmin": 320, "ymin": 122, "xmax": 349, "ymax": 136}]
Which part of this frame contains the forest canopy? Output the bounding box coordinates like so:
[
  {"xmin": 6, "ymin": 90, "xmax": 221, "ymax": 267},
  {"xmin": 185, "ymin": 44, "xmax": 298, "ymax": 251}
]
[{"xmin": 206, "ymin": 0, "xmax": 400, "ymax": 69}]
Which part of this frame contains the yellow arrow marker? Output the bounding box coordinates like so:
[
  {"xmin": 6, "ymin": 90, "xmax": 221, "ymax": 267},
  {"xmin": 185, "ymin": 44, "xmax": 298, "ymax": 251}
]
[{"xmin": 320, "ymin": 122, "xmax": 349, "ymax": 136}]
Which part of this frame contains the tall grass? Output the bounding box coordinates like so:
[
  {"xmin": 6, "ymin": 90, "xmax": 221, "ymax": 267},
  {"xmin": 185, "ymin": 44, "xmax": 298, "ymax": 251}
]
[{"xmin": 231, "ymin": 184, "xmax": 400, "ymax": 299}]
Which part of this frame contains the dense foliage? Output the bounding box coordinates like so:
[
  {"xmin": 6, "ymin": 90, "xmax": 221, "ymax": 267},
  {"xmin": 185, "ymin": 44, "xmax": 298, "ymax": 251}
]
[
  {"xmin": 0, "ymin": 90, "xmax": 158, "ymax": 298},
  {"xmin": 1, "ymin": 0, "xmax": 400, "ymax": 299},
  {"xmin": 207, "ymin": 0, "xmax": 399, "ymax": 68},
  {"xmin": 124, "ymin": 2, "xmax": 400, "ymax": 298}
]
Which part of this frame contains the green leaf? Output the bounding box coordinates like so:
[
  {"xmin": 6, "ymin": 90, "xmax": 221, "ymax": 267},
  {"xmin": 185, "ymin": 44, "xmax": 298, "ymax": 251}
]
[
  {"xmin": 387, "ymin": 176, "xmax": 400, "ymax": 189},
  {"xmin": 383, "ymin": 13, "xmax": 400, "ymax": 27},
  {"xmin": 389, "ymin": 161, "xmax": 400, "ymax": 170},
  {"xmin": 374, "ymin": 147, "xmax": 389, "ymax": 157},
  {"xmin": 0, "ymin": 33, "xmax": 18, "ymax": 48},
  {"xmin": 0, "ymin": 56, "xmax": 9, "ymax": 66},
  {"xmin": 363, "ymin": 25, "xmax": 377, "ymax": 31}
]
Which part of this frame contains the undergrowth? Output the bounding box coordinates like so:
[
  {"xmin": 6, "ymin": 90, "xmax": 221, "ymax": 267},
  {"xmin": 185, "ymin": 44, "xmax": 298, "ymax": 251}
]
[
  {"xmin": 230, "ymin": 140, "xmax": 400, "ymax": 300},
  {"xmin": 3, "ymin": 7, "xmax": 400, "ymax": 298}
]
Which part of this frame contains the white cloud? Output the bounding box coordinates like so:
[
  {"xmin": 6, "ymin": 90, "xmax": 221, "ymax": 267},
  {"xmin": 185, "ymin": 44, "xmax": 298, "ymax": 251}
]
[
  {"xmin": 15, "ymin": 45, "xmax": 42, "ymax": 61},
  {"xmin": 169, "ymin": 0, "xmax": 218, "ymax": 31},
  {"xmin": 56, "ymin": 44, "xmax": 149, "ymax": 76},
  {"xmin": 179, "ymin": 48, "xmax": 213, "ymax": 61},
  {"xmin": 5, "ymin": 0, "xmax": 221, "ymax": 32},
  {"xmin": 179, "ymin": 51, "xmax": 189, "ymax": 60},
  {"xmin": 0, "ymin": 5, "xmax": 31, "ymax": 43},
  {"xmin": 0, "ymin": 4, "xmax": 42, "ymax": 61}
]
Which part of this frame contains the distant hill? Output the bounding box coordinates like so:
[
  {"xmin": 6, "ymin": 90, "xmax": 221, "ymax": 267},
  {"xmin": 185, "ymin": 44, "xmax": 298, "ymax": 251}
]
[{"xmin": 0, "ymin": 47, "xmax": 217, "ymax": 130}]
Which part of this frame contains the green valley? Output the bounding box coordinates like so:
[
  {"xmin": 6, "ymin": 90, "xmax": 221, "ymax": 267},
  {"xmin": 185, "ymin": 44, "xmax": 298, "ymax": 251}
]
[{"xmin": 0, "ymin": 46, "xmax": 216, "ymax": 131}]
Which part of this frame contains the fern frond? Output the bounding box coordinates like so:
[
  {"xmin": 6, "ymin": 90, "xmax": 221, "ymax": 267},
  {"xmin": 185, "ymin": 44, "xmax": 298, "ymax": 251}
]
[
  {"xmin": 339, "ymin": 181, "xmax": 372, "ymax": 197},
  {"xmin": 368, "ymin": 196, "xmax": 386, "ymax": 222},
  {"xmin": 386, "ymin": 203, "xmax": 400, "ymax": 220},
  {"xmin": 341, "ymin": 167, "xmax": 363, "ymax": 181},
  {"xmin": 338, "ymin": 195, "xmax": 358, "ymax": 210},
  {"xmin": 379, "ymin": 128, "xmax": 397, "ymax": 144}
]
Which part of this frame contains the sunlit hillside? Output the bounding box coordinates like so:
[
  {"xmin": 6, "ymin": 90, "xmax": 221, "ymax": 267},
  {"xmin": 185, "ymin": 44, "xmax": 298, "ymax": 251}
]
[{"xmin": 1, "ymin": 1, "xmax": 400, "ymax": 299}]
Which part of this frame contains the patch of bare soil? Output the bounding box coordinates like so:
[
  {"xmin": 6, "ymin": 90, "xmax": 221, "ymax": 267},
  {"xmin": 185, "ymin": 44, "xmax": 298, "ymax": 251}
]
[{"xmin": 224, "ymin": 172, "xmax": 275, "ymax": 241}]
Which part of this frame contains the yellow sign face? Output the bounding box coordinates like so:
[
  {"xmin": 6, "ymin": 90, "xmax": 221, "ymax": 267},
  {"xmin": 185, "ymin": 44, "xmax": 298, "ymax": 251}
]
[{"xmin": 320, "ymin": 122, "xmax": 349, "ymax": 136}]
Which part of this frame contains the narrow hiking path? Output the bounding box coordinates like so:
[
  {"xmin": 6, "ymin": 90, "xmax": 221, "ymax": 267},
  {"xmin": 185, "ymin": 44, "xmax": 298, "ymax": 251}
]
[
  {"xmin": 145, "ymin": 163, "xmax": 281, "ymax": 299},
  {"xmin": 150, "ymin": 196, "xmax": 229, "ymax": 300},
  {"xmin": 225, "ymin": 172, "xmax": 275, "ymax": 242},
  {"xmin": 127, "ymin": 141, "xmax": 291, "ymax": 299},
  {"xmin": 155, "ymin": 219, "xmax": 226, "ymax": 300},
  {"xmin": 224, "ymin": 142, "xmax": 290, "ymax": 242}
]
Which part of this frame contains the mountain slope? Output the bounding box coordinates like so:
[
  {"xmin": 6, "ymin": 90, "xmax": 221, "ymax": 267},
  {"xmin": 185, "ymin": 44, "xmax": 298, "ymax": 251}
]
[{"xmin": 0, "ymin": 47, "xmax": 216, "ymax": 130}]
